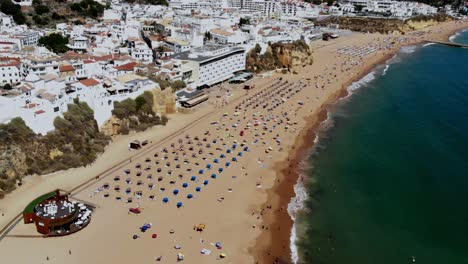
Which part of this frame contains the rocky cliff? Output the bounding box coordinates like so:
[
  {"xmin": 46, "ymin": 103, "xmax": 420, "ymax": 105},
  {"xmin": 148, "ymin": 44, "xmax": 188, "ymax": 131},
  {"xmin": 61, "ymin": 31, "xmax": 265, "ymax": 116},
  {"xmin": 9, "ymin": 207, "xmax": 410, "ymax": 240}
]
[
  {"xmin": 319, "ymin": 14, "xmax": 454, "ymax": 34},
  {"xmin": 246, "ymin": 40, "xmax": 313, "ymax": 73}
]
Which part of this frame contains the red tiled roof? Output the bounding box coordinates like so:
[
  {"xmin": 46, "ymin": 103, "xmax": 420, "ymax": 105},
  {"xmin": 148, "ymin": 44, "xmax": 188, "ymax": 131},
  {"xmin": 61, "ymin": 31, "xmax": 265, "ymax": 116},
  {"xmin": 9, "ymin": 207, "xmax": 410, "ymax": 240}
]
[
  {"xmin": 114, "ymin": 62, "xmax": 137, "ymax": 71},
  {"xmin": 59, "ymin": 64, "xmax": 75, "ymax": 72},
  {"xmin": 80, "ymin": 78, "xmax": 100, "ymax": 87},
  {"xmin": 35, "ymin": 110, "xmax": 45, "ymax": 115}
]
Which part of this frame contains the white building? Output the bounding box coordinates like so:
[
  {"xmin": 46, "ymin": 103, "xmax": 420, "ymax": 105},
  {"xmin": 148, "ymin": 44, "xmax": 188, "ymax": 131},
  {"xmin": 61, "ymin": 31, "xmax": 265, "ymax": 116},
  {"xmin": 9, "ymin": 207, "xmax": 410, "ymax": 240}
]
[
  {"xmin": 0, "ymin": 59, "xmax": 22, "ymax": 84},
  {"xmin": 173, "ymin": 44, "xmax": 245, "ymax": 88}
]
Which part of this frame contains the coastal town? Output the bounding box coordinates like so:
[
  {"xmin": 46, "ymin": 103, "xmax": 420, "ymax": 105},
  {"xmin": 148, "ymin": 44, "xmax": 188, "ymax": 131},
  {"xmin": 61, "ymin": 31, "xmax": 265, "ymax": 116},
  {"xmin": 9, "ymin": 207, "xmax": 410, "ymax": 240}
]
[
  {"xmin": 0, "ymin": 0, "xmax": 467, "ymax": 263},
  {"xmin": 0, "ymin": 0, "xmax": 465, "ymax": 133}
]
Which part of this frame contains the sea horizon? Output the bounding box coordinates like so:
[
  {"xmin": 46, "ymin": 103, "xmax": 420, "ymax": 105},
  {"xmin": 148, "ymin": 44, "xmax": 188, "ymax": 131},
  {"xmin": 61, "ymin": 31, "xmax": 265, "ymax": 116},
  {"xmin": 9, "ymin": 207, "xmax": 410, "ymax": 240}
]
[{"xmin": 291, "ymin": 29, "xmax": 468, "ymax": 264}]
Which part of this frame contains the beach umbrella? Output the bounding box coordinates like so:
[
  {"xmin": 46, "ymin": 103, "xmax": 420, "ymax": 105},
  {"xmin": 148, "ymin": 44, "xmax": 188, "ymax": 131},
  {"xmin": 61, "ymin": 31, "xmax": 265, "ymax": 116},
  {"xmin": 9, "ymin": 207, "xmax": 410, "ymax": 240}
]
[
  {"xmin": 214, "ymin": 158, "xmax": 219, "ymax": 163},
  {"xmin": 227, "ymin": 149, "xmax": 232, "ymax": 153},
  {"xmin": 196, "ymin": 187, "xmax": 201, "ymax": 192},
  {"xmin": 177, "ymin": 202, "xmax": 183, "ymax": 208},
  {"xmin": 218, "ymin": 168, "xmax": 224, "ymax": 173},
  {"xmin": 211, "ymin": 173, "xmax": 217, "ymax": 179},
  {"xmin": 215, "ymin": 242, "xmax": 222, "ymax": 249},
  {"xmin": 198, "ymin": 169, "xmax": 204, "ymax": 174},
  {"xmin": 203, "ymin": 180, "xmax": 209, "ymax": 185},
  {"xmin": 206, "ymin": 164, "xmax": 212, "ymax": 169},
  {"xmin": 182, "ymin": 182, "xmax": 188, "ymax": 188},
  {"xmin": 220, "ymin": 154, "xmax": 226, "ymax": 158},
  {"xmin": 238, "ymin": 152, "xmax": 243, "ymax": 157},
  {"xmin": 187, "ymin": 194, "xmax": 193, "ymax": 199},
  {"xmin": 133, "ymin": 235, "xmax": 139, "ymax": 239},
  {"xmin": 244, "ymin": 147, "xmax": 249, "ymax": 152},
  {"xmin": 152, "ymin": 233, "xmax": 158, "ymax": 239},
  {"xmin": 232, "ymin": 157, "xmax": 237, "ymax": 162},
  {"xmin": 225, "ymin": 162, "xmax": 231, "ymax": 167},
  {"xmin": 162, "ymin": 197, "xmax": 169, "ymax": 203},
  {"xmin": 191, "ymin": 176, "xmax": 197, "ymax": 181},
  {"xmin": 232, "ymin": 144, "xmax": 237, "ymax": 149},
  {"xmin": 173, "ymin": 189, "xmax": 179, "ymax": 195}
]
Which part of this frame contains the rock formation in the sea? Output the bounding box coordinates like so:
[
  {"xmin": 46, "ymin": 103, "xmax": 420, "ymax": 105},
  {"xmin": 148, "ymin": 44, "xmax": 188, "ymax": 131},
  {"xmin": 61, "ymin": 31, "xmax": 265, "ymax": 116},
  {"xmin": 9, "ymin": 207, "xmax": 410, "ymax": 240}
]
[{"xmin": 246, "ymin": 40, "xmax": 313, "ymax": 73}]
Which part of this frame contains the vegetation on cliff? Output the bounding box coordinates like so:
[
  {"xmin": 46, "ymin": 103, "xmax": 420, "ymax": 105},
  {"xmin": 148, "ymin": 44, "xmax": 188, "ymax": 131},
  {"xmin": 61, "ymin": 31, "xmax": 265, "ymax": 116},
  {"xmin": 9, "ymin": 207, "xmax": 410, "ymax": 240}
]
[
  {"xmin": 0, "ymin": 99, "xmax": 110, "ymax": 198},
  {"xmin": 112, "ymin": 91, "xmax": 168, "ymax": 135},
  {"xmin": 246, "ymin": 40, "xmax": 313, "ymax": 73},
  {"xmin": 319, "ymin": 14, "xmax": 453, "ymax": 34}
]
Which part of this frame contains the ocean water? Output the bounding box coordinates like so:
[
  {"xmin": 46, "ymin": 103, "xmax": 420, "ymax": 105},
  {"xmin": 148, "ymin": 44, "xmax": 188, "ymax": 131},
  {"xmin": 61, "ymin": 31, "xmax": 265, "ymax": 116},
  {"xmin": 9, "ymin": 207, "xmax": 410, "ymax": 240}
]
[{"xmin": 295, "ymin": 30, "xmax": 468, "ymax": 264}]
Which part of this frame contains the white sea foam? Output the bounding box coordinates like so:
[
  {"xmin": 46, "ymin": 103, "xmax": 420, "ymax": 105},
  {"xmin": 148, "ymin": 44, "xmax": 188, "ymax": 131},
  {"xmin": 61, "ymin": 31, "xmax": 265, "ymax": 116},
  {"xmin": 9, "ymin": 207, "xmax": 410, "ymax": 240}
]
[
  {"xmin": 423, "ymin": 42, "xmax": 435, "ymax": 47},
  {"xmin": 346, "ymin": 71, "xmax": 376, "ymax": 93},
  {"xmin": 400, "ymin": 45, "xmax": 417, "ymax": 54},
  {"xmin": 288, "ymin": 175, "xmax": 308, "ymax": 264},
  {"xmin": 382, "ymin": 64, "xmax": 390, "ymax": 76}
]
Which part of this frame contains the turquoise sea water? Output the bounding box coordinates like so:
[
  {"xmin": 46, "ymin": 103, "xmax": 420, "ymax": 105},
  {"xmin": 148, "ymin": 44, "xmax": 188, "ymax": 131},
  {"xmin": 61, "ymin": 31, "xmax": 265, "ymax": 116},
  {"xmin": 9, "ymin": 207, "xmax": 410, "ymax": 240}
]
[{"xmin": 297, "ymin": 30, "xmax": 468, "ymax": 264}]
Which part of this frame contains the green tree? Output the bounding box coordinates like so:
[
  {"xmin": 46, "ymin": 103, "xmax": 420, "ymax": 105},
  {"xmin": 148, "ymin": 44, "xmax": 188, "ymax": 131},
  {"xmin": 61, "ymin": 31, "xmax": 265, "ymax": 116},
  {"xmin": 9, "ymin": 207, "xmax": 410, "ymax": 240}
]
[
  {"xmin": 38, "ymin": 33, "xmax": 69, "ymax": 54},
  {"xmin": 239, "ymin": 17, "xmax": 250, "ymax": 26},
  {"xmin": 34, "ymin": 4, "xmax": 49, "ymax": 15},
  {"xmin": 0, "ymin": 0, "xmax": 26, "ymax": 24},
  {"xmin": 354, "ymin": 4, "xmax": 365, "ymax": 12},
  {"xmin": 254, "ymin": 43, "xmax": 262, "ymax": 54}
]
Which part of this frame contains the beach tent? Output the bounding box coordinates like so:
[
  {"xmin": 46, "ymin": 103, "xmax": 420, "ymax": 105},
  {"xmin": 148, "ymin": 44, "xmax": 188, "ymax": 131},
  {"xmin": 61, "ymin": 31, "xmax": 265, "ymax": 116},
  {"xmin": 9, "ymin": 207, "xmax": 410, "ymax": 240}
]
[
  {"xmin": 203, "ymin": 180, "xmax": 209, "ymax": 185},
  {"xmin": 211, "ymin": 173, "xmax": 217, "ymax": 179},
  {"xmin": 177, "ymin": 202, "xmax": 183, "ymax": 208},
  {"xmin": 182, "ymin": 182, "xmax": 188, "ymax": 188},
  {"xmin": 173, "ymin": 190, "xmax": 179, "ymax": 195},
  {"xmin": 191, "ymin": 176, "xmax": 197, "ymax": 181},
  {"xmin": 196, "ymin": 187, "xmax": 201, "ymax": 192},
  {"xmin": 187, "ymin": 194, "xmax": 193, "ymax": 199},
  {"xmin": 162, "ymin": 197, "xmax": 169, "ymax": 203}
]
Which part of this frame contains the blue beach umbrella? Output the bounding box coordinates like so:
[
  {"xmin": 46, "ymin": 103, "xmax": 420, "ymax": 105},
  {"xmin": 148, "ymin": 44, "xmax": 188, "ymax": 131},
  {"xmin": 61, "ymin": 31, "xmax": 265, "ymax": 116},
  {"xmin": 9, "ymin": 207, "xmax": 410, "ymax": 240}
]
[
  {"xmin": 162, "ymin": 197, "xmax": 169, "ymax": 203},
  {"xmin": 244, "ymin": 147, "xmax": 249, "ymax": 152},
  {"xmin": 177, "ymin": 202, "xmax": 183, "ymax": 208},
  {"xmin": 232, "ymin": 157, "xmax": 237, "ymax": 162},
  {"xmin": 220, "ymin": 154, "xmax": 226, "ymax": 158},
  {"xmin": 225, "ymin": 162, "xmax": 231, "ymax": 167},
  {"xmin": 182, "ymin": 182, "xmax": 188, "ymax": 188},
  {"xmin": 191, "ymin": 176, "xmax": 197, "ymax": 181},
  {"xmin": 227, "ymin": 149, "xmax": 232, "ymax": 154},
  {"xmin": 187, "ymin": 194, "xmax": 193, "ymax": 199},
  {"xmin": 214, "ymin": 159, "xmax": 219, "ymax": 163},
  {"xmin": 218, "ymin": 168, "xmax": 224, "ymax": 173},
  {"xmin": 173, "ymin": 189, "xmax": 179, "ymax": 195},
  {"xmin": 232, "ymin": 144, "xmax": 237, "ymax": 149},
  {"xmin": 196, "ymin": 187, "xmax": 201, "ymax": 192},
  {"xmin": 206, "ymin": 164, "xmax": 212, "ymax": 169},
  {"xmin": 211, "ymin": 173, "xmax": 217, "ymax": 179},
  {"xmin": 203, "ymin": 180, "xmax": 209, "ymax": 185},
  {"xmin": 199, "ymin": 169, "xmax": 204, "ymax": 174},
  {"xmin": 238, "ymin": 152, "xmax": 243, "ymax": 157}
]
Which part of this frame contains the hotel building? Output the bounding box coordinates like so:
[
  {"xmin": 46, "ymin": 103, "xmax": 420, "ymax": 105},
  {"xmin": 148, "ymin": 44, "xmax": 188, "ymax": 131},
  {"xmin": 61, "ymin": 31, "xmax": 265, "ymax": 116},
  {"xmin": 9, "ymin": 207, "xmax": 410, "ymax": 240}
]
[{"xmin": 173, "ymin": 44, "xmax": 245, "ymax": 88}]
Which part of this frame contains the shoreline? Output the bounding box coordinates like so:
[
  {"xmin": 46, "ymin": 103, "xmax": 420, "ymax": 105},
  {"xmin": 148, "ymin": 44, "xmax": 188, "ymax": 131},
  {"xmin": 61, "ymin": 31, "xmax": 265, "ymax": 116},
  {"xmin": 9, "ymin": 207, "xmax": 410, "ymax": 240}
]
[{"xmin": 255, "ymin": 21, "xmax": 468, "ymax": 264}]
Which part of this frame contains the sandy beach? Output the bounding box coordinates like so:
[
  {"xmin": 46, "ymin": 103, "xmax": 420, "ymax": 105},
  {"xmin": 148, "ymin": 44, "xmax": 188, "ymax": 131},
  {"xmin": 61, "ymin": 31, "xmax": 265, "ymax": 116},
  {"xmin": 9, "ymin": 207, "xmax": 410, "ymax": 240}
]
[{"xmin": 0, "ymin": 19, "xmax": 467, "ymax": 264}]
